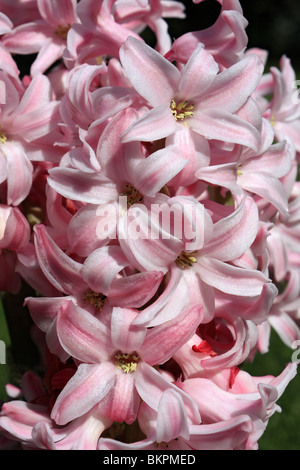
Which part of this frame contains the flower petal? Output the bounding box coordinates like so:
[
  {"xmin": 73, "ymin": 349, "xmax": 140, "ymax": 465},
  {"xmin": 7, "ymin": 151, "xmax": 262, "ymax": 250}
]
[
  {"xmin": 119, "ymin": 36, "xmax": 180, "ymax": 106},
  {"xmin": 33, "ymin": 224, "xmax": 84, "ymax": 294},
  {"xmin": 51, "ymin": 363, "xmax": 116, "ymax": 425}
]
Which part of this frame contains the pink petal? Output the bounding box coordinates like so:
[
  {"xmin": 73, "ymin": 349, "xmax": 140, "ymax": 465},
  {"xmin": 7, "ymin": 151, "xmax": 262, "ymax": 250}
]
[
  {"xmin": 156, "ymin": 390, "xmax": 190, "ymax": 442},
  {"xmin": 56, "ymin": 300, "xmax": 112, "ymax": 363},
  {"xmin": 37, "ymin": 0, "xmax": 77, "ymax": 27},
  {"xmin": 2, "ymin": 21, "xmax": 54, "ymax": 53},
  {"xmin": 0, "ymin": 401, "xmax": 50, "ymax": 442},
  {"xmin": 118, "ymin": 204, "xmax": 184, "ymax": 273},
  {"xmin": 178, "ymin": 43, "xmax": 219, "ymax": 99},
  {"xmin": 242, "ymin": 141, "xmax": 291, "ymax": 179},
  {"xmin": 191, "ymin": 107, "xmax": 260, "ymax": 150},
  {"xmin": 82, "ymin": 245, "xmax": 129, "ymax": 295},
  {"xmin": 0, "ymin": 205, "xmax": 30, "ymax": 250},
  {"xmin": 269, "ymin": 309, "xmax": 300, "ymax": 348},
  {"xmin": 91, "ymin": 86, "xmax": 134, "ymax": 124},
  {"xmin": 108, "ymin": 271, "xmax": 164, "ymax": 308},
  {"xmin": 110, "ymin": 307, "xmax": 146, "ymax": 353},
  {"xmin": 239, "ymin": 171, "xmax": 289, "ymax": 217},
  {"xmin": 25, "ymin": 296, "xmax": 68, "ymax": 333},
  {"xmin": 196, "ymin": 256, "xmax": 270, "ymax": 297},
  {"xmin": 33, "ymin": 224, "xmax": 84, "ymax": 294},
  {"xmin": 4, "ymin": 142, "xmax": 33, "ymax": 206},
  {"xmin": 96, "ymin": 107, "xmax": 139, "ymax": 182},
  {"xmin": 133, "ymin": 265, "xmax": 190, "ymax": 326},
  {"xmin": 201, "ymin": 54, "xmax": 264, "ymax": 113},
  {"xmin": 201, "ymin": 196, "xmax": 259, "ymax": 262},
  {"xmin": 102, "ymin": 372, "xmax": 140, "ymax": 424},
  {"xmin": 167, "ymin": 127, "xmax": 210, "ymax": 188},
  {"xmin": 121, "ymin": 103, "xmax": 177, "ymax": 143},
  {"xmin": 189, "ymin": 416, "xmax": 253, "ymax": 450},
  {"xmin": 51, "ymin": 363, "xmax": 116, "ymax": 425},
  {"xmin": 141, "ymin": 304, "xmax": 203, "ymax": 365},
  {"xmin": 47, "ymin": 167, "xmax": 120, "ymax": 204},
  {"xmin": 135, "ymin": 363, "xmax": 200, "ymax": 423},
  {"xmin": 31, "ymin": 39, "xmax": 66, "ymax": 75},
  {"xmin": 67, "ymin": 202, "xmax": 119, "ymax": 257},
  {"xmin": 133, "ymin": 145, "xmax": 187, "ymax": 197},
  {"xmin": 196, "ymin": 162, "xmax": 240, "ymax": 194},
  {"xmin": 31, "ymin": 422, "xmax": 56, "ymax": 450},
  {"xmin": 119, "ymin": 36, "xmax": 180, "ymax": 106},
  {"xmin": 0, "ymin": 43, "xmax": 20, "ymax": 79}
]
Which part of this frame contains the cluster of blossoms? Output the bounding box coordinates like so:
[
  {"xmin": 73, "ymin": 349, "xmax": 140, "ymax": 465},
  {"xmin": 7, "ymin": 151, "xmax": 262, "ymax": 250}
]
[{"xmin": 0, "ymin": 0, "xmax": 300, "ymax": 451}]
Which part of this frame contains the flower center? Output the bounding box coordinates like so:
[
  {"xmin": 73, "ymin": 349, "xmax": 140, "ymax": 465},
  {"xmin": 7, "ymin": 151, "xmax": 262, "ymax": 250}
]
[
  {"xmin": 270, "ymin": 114, "xmax": 276, "ymax": 128},
  {"xmin": 83, "ymin": 289, "xmax": 107, "ymax": 311},
  {"xmin": 55, "ymin": 24, "xmax": 71, "ymax": 40},
  {"xmin": 115, "ymin": 352, "xmax": 140, "ymax": 374},
  {"xmin": 121, "ymin": 184, "xmax": 143, "ymax": 207},
  {"xmin": 171, "ymin": 100, "xmax": 194, "ymax": 121},
  {"xmin": 175, "ymin": 250, "xmax": 198, "ymax": 269},
  {"xmin": 0, "ymin": 131, "xmax": 7, "ymax": 144}
]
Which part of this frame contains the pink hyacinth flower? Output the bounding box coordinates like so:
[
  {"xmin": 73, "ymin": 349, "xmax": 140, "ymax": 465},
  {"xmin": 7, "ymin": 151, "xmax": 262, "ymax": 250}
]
[
  {"xmin": 50, "ymin": 302, "xmax": 203, "ymax": 425},
  {"xmin": 119, "ymin": 36, "xmax": 263, "ymax": 151},
  {"xmin": 2, "ymin": 0, "xmax": 78, "ymax": 75}
]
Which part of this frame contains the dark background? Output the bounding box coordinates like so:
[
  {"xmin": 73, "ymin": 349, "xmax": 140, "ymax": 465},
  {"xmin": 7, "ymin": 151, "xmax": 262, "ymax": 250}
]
[{"xmin": 168, "ymin": 0, "xmax": 300, "ymax": 70}]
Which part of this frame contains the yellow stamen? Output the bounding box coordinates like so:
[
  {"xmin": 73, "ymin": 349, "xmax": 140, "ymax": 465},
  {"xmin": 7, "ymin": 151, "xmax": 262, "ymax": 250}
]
[
  {"xmin": 270, "ymin": 114, "xmax": 276, "ymax": 128},
  {"xmin": 176, "ymin": 250, "xmax": 198, "ymax": 269},
  {"xmin": 83, "ymin": 290, "xmax": 107, "ymax": 311},
  {"xmin": 115, "ymin": 352, "xmax": 139, "ymax": 374},
  {"xmin": 55, "ymin": 24, "xmax": 71, "ymax": 40},
  {"xmin": 0, "ymin": 131, "xmax": 7, "ymax": 144},
  {"xmin": 171, "ymin": 100, "xmax": 194, "ymax": 121}
]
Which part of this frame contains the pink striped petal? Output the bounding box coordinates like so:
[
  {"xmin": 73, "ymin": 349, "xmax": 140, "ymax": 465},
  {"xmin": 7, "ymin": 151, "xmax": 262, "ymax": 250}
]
[
  {"xmin": 2, "ymin": 21, "xmax": 54, "ymax": 53},
  {"xmin": 47, "ymin": 167, "xmax": 120, "ymax": 204},
  {"xmin": 201, "ymin": 54, "xmax": 264, "ymax": 113},
  {"xmin": 178, "ymin": 43, "xmax": 219, "ymax": 99},
  {"xmin": 135, "ymin": 363, "xmax": 200, "ymax": 423},
  {"xmin": 156, "ymin": 390, "xmax": 190, "ymax": 442},
  {"xmin": 110, "ymin": 307, "xmax": 146, "ymax": 353},
  {"xmin": 191, "ymin": 107, "xmax": 260, "ymax": 150},
  {"xmin": 33, "ymin": 224, "xmax": 84, "ymax": 294},
  {"xmin": 118, "ymin": 204, "xmax": 184, "ymax": 273},
  {"xmin": 37, "ymin": 0, "xmax": 77, "ymax": 27},
  {"xmin": 4, "ymin": 142, "xmax": 33, "ymax": 206},
  {"xmin": 197, "ymin": 256, "xmax": 269, "ymax": 297},
  {"xmin": 141, "ymin": 304, "xmax": 203, "ymax": 365},
  {"xmin": 102, "ymin": 372, "xmax": 140, "ymax": 424},
  {"xmin": 239, "ymin": 171, "xmax": 289, "ymax": 217},
  {"xmin": 119, "ymin": 36, "xmax": 180, "ymax": 106},
  {"xmin": 188, "ymin": 416, "xmax": 253, "ymax": 450},
  {"xmin": 82, "ymin": 245, "xmax": 129, "ymax": 295},
  {"xmin": 201, "ymin": 196, "xmax": 259, "ymax": 262},
  {"xmin": 133, "ymin": 145, "xmax": 187, "ymax": 196},
  {"xmin": 269, "ymin": 309, "xmax": 300, "ymax": 348},
  {"xmin": 51, "ymin": 363, "xmax": 116, "ymax": 425},
  {"xmin": 108, "ymin": 271, "xmax": 164, "ymax": 308},
  {"xmin": 67, "ymin": 202, "xmax": 118, "ymax": 257},
  {"xmin": 121, "ymin": 104, "xmax": 177, "ymax": 143},
  {"xmin": 56, "ymin": 300, "xmax": 112, "ymax": 362},
  {"xmin": 0, "ymin": 205, "xmax": 30, "ymax": 250}
]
